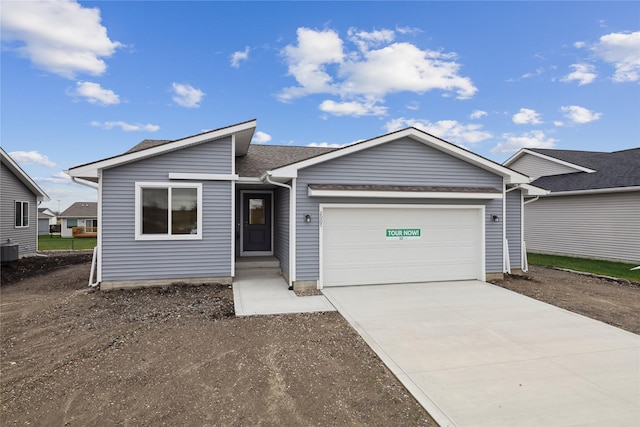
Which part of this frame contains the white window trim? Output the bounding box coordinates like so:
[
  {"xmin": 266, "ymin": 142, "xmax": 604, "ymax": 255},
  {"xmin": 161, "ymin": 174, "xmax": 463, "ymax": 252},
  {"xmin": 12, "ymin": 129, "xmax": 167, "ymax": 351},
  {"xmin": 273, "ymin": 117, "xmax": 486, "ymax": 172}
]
[
  {"xmin": 135, "ymin": 182, "xmax": 203, "ymax": 241},
  {"xmin": 14, "ymin": 200, "xmax": 29, "ymax": 228}
]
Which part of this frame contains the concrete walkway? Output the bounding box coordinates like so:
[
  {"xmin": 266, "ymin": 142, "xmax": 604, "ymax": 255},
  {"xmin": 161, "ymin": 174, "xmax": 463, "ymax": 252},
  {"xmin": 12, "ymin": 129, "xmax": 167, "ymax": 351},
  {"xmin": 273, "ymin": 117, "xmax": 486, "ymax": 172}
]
[
  {"xmin": 232, "ymin": 267, "xmax": 335, "ymax": 316},
  {"xmin": 323, "ymin": 280, "xmax": 640, "ymax": 427}
]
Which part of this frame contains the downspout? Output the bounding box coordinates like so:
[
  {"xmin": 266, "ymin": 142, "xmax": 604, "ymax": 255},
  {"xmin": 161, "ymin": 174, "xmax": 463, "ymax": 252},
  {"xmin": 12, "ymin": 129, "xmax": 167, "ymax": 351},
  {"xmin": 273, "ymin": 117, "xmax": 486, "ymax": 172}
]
[
  {"xmin": 70, "ymin": 176, "xmax": 100, "ymax": 287},
  {"xmin": 264, "ymin": 172, "xmax": 294, "ymax": 290},
  {"xmin": 521, "ymin": 195, "xmax": 541, "ymax": 272}
]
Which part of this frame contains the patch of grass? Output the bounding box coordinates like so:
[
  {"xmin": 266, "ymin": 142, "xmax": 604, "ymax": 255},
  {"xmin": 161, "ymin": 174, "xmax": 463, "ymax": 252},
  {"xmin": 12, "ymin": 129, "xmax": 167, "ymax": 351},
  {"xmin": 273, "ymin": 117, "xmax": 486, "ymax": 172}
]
[
  {"xmin": 38, "ymin": 235, "xmax": 97, "ymax": 251},
  {"xmin": 528, "ymin": 252, "xmax": 639, "ymax": 282}
]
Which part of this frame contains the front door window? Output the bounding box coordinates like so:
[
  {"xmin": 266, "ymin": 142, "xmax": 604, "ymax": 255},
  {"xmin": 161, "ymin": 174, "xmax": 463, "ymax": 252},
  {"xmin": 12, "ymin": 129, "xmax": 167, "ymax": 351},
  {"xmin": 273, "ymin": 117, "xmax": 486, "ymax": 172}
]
[{"xmin": 242, "ymin": 193, "xmax": 272, "ymax": 253}]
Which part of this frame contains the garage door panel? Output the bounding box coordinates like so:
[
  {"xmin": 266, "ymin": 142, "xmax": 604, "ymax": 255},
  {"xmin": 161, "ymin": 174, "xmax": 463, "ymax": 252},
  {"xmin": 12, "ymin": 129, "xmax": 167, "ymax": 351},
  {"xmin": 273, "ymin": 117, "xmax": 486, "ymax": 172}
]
[{"xmin": 322, "ymin": 206, "xmax": 483, "ymax": 287}]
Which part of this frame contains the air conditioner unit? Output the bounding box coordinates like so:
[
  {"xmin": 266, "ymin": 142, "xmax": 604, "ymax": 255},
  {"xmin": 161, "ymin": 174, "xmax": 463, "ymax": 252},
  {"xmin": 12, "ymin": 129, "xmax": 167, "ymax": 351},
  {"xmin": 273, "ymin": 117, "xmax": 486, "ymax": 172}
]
[{"xmin": 0, "ymin": 243, "xmax": 19, "ymax": 263}]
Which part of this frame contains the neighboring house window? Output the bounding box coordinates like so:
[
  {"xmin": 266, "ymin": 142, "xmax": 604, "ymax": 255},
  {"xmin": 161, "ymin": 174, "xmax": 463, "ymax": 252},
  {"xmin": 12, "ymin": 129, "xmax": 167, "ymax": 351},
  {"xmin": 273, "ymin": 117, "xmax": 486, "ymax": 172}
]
[
  {"xmin": 86, "ymin": 219, "xmax": 97, "ymax": 228},
  {"xmin": 135, "ymin": 182, "xmax": 202, "ymax": 240},
  {"xmin": 67, "ymin": 219, "xmax": 78, "ymax": 228},
  {"xmin": 14, "ymin": 201, "xmax": 29, "ymax": 227}
]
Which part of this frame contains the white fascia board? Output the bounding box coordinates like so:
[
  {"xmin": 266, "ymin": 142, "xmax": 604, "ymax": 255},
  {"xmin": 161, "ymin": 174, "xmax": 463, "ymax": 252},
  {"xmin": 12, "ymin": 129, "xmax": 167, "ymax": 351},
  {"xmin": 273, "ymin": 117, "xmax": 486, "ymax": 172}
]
[
  {"xmin": 0, "ymin": 148, "xmax": 50, "ymax": 201},
  {"xmin": 308, "ymin": 188, "xmax": 503, "ymax": 199},
  {"xmin": 504, "ymin": 149, "xmax": 596, "ymax": 174},
  {"xmin": 67, "ymin": 120, "xmax": 257, "ymax": 179},
  {"xmin": 168, "ymin": 173, "xmax": 239, "ymax": 181},
  {"xmin": 542, "ymin": 186, "xmax": 640, "ymax": 197},
  {"xmin": 270, "ymin": 128, "xmax": 531, "ymax": 184},
  {"xmin": 514, "ymin": 183, "xmax": 550, "ymax": 196}
]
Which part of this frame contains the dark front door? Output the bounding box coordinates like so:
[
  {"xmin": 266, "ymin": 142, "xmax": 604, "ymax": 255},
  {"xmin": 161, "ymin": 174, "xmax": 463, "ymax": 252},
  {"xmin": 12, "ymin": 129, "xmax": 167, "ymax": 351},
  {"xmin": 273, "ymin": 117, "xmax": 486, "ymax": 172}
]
[{"xmin": 242, "ymin": 193, "xmax": 272, "ymax": 253}]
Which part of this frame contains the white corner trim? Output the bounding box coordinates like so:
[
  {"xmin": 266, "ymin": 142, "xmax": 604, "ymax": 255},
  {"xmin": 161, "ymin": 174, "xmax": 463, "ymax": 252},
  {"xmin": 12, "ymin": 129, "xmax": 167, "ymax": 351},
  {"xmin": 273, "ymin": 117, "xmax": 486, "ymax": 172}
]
[
  {"xmin": 307, "ymin": 188, "xmax": 503, "ymax": 199},
  {"xmin": 169, "ymin": 173, "xmax": 239, "ymax": 181}
]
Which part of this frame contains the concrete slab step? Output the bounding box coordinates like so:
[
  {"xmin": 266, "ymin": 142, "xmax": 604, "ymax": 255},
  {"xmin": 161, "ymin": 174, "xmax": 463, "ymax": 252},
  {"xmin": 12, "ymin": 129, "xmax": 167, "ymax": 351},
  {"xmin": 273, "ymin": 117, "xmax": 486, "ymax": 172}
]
[{"xmin": 236, "ymin": 256, "xmax": 280, "ymax": 269}]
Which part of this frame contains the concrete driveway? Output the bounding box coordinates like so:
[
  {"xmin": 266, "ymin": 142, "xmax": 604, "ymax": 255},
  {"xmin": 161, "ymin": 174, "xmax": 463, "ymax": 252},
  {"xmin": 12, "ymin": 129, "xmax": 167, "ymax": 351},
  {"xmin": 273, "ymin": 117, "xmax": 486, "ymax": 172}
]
[{"xmin": 322, "ymin": 280, "xmax": 640, "ymax": 427}]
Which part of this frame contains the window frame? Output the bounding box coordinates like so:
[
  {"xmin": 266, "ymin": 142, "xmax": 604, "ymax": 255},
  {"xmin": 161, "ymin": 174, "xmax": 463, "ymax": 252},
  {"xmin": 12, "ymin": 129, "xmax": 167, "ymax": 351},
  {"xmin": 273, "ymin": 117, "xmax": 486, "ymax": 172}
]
[
  {"xmin": 66, "ymin": 219, "xmax": 78, "ymax": 229},
  {"xmin": 14, "ymin": 201, "xmax": 29, "ymax": 228},
  {"xmin": 134, "ymin": 182, "xmax": 203, "ymax": 241}
]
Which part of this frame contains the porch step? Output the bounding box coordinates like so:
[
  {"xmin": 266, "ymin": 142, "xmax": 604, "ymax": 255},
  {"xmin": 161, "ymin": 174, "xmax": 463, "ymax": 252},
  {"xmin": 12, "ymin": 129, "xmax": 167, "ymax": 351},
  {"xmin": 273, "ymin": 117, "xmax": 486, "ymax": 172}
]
[{"xmin": 236, "ymin": 256, "xmax": 280, "ymax": 270}]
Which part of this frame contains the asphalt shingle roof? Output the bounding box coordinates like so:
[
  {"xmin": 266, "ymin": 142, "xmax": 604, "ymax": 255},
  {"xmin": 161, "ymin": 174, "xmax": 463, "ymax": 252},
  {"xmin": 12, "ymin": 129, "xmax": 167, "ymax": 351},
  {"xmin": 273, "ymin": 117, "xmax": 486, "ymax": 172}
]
[
  {"xmin": 60, "ymin": 202, "xmax": 97, "ymax": 218},
  {"xmin": 235, "ymin": 145, "xmax": 337, "ymax": 177},
  {"xmin": 528, "ymin": 148, "xmax": 640, "ymax": 192}
]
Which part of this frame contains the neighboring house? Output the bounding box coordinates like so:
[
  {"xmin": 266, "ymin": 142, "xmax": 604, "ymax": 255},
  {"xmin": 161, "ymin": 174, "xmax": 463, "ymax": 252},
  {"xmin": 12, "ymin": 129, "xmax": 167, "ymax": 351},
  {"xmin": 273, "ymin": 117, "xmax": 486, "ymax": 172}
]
[
  {"xmin": 59, "ymin": 202, "xmax": 98, "ymax": 238},
  {"xmin": 0, "ymin": 147, "xmax": 50, "ymax": 259},
  {"xmin": 504, "ymin": 148, "xmax": 640, "ymax": 264},
  {"xmin": 37, "ymin": 208, "xmax": 57, "ymax": 235},
  {"xmin": 67, "ymin": 119, "xmax": 544, "ymax": 290}
]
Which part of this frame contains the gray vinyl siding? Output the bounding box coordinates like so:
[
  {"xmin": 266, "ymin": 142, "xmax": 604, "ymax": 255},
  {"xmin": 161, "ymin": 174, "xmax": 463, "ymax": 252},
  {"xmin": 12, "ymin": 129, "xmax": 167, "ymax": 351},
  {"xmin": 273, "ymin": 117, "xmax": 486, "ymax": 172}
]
[
  {"xmin": 100, "ymin": 139, "xmax": 233, "ymax": 282},
  {"xmin": 509, "ymin": 154, "xmax": 580, "ymax": 179},
  {"xmin": 505, "ymin": 189, "xmax": 523, "ymax": 270},
  {"xmin": 295, "ymin": 137, "xmax": 505, "ymax": 280},
  {"xmin": 0, "ymin": 162, "xmax": 38, "ymax": 256},
  {"xmin": 524, "ymin": 191, "xmax": 640, "ymax": 263},
  {"xmin": 273, "ymin": 186, "xmax": 290, "ymax": 277}
]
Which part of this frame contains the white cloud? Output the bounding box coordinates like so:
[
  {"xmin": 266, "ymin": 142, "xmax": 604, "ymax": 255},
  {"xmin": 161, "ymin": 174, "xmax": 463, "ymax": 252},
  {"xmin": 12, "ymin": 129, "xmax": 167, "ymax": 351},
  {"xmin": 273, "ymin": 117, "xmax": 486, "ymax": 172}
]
[
  {"xmin": 91, "ymin": 121, "xmax": 159, "ymax": 132},
  {"xmin": 554, "ymin": 121, "xmax": 565, "ymax": 127},
  {"xmin": 71, "ymin": 81, "xmax": 120, "ymax": 105},
  {"xmin": 171, "ymin": 83, "xmax": 205, "ymax": 108},
  {"xmin": 405, "ymin": 101, "xmax": 420, "ymax": 111},
  {"xmin": 252, "ymin": 131, "xmax": 272, "ymax": 144},
  {"xmin": 562, "ymin": 63, "xmax": 597, "ymax": 85},
  {"xmin": 512, "ymin": 108, "xmax": 542, "ymax": 125},
  {"xmin": 0, "ymin": 0, "xmax": 121, "ymax": 78},
  {"xmin": 347, "ymin": 28, "xmax": 395, "ymax": 52},
  {"xmin": 521, "ymin": 67, "xmax": 545, "ymax": 79},
  {"xmin": 560, "ymin": 105, "xmax": 602, "ymax": 124},
  {"xmin": 385, "ymin": 118, "xmax": 492, "ymax": 145},
  {"xmin": 592, "ymin": 31, "xmax": 640, "ymax": 82},
  {"xmin": 36, "ymin": 171, "xmax": 72, "ymax": 184},
  {"xmin": 8, "ymin": 151, "xmax": 56, "ymax": 168},
  {"xmin": 469, "ymin": 110, "xmax": 488, "ymax": 119},
  {"xmin": 230, "ymin": 46, "xmax": 250, "ymax": 68},
  {"xmin": 278, "ymin": 27, "xmax": 477, "ymax": 109},
  {"xmin": 319, "ymin": 99, "xmax": 387, "ymax": 116},
  {"xmin": 491, "ymin": 131, "xmax": 557, "ymax": 154},
  {"xmin": 307, "ymin": 142, "xmax": 345, "ymax": 148}
]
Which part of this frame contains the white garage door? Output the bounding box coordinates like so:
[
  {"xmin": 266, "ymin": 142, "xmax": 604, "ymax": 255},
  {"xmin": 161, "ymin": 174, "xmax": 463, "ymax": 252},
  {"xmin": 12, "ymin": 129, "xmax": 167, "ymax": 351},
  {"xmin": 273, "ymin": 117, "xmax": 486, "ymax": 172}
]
[{"xmin": 321, "ymin": 205, "xmax": 484, "ymax": 287}]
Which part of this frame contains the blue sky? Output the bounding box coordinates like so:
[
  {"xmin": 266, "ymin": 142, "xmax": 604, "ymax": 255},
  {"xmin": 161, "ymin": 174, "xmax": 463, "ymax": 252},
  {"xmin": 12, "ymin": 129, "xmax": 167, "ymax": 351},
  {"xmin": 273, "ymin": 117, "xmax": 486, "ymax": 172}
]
[{"xmin": 2, "ymin": 1, "xmax": 639, "ymax": 212}]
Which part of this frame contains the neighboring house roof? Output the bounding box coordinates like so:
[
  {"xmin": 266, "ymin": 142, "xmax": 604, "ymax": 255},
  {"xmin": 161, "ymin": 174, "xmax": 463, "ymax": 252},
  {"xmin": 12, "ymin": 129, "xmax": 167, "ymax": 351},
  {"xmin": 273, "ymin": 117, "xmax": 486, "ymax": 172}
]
[
  {"xmin": 1, "ymin": 147, "xmax": 50, "ymax": 201},
  {"xmin": 60, "ymin": 202, "xmax": 97, "ymax": 218},
  {"xmin": 38, "ymin": 208, "xmax": 56, "ymax": 219},
  {"xmin": 514, "ymin": 148, "xmax": 640, "ymax": 193}
]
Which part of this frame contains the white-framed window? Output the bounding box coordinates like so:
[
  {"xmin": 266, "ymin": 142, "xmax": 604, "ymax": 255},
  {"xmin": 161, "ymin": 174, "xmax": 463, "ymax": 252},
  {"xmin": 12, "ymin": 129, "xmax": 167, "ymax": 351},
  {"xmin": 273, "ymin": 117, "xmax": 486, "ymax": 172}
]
[
  {"xmin": 14, "ymin": 201, "xmax": 29, "ymax": 228},
  {"xmin": 66, "ymin": 219, "xmax": 78, "ymax": 229},
  {"xmin": 135, "ymin": 182, "xmax": 202, "ymax": 240}
]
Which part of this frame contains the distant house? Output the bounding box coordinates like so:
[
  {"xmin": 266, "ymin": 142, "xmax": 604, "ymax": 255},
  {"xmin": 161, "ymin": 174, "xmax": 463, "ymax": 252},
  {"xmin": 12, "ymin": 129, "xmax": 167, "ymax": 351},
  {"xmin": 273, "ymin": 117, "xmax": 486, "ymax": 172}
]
[
  {"xmin": 67, "ymin": 119, "xmax": 546, "ymax": 290},
  {"xmin": 0, "ymin": 147, "xmax": 50, "ymax": 259},
  {"xmin": 59, "ymin": 202, "xmax": 98, "ymax": 238},
  {"xmin": 37, "ymin": 207, "xmax": 57, "ymax": 235},
  {"xmin": 504, "ymin": 148, "xmax": 640, "ymax": 264}
]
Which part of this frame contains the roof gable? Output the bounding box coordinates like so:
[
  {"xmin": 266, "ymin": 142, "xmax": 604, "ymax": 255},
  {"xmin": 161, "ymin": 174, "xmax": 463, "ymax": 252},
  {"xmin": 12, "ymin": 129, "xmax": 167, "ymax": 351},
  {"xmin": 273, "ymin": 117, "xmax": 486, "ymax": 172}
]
[
  {"xmin": 67, "ymin": 119, "xmax": 256, "ymax": 181},
  {"xmin": 269, "ymin": 127, "xmax": 532, "ymax": 185},
  {"xmin": 0, "ymin": 147, "xmax": 50, "ymax": 201}
]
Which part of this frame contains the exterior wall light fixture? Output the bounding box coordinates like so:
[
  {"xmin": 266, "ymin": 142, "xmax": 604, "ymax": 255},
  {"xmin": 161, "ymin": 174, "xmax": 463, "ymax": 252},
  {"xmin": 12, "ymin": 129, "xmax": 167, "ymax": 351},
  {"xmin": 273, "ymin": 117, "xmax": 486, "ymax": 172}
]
[
  {"xmin": 491, "ymin": 214, "xmax": 500, "ymax": 222},
  {"xmin": 304, "ymin": 214, "xmax": 312, "ymax": 223}
]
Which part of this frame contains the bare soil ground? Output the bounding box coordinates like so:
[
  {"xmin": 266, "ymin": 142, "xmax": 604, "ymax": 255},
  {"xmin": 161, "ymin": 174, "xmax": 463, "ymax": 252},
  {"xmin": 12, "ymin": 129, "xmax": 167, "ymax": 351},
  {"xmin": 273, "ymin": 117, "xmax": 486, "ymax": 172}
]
[
  {"xmin": 1, "ymin": 256, "xmax": 434, "ymax": 426},
  {"xmin": 1, "ymin": 257, "xmax": 638, "ymax": 426}
]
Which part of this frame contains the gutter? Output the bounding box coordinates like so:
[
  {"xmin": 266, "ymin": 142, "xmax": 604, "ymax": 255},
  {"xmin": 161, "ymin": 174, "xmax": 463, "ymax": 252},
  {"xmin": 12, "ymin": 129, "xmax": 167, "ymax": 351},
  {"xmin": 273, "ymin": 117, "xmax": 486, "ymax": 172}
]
[{"xmin": 71, "ymin": 177, "xmax": 99, "ymax": 190}]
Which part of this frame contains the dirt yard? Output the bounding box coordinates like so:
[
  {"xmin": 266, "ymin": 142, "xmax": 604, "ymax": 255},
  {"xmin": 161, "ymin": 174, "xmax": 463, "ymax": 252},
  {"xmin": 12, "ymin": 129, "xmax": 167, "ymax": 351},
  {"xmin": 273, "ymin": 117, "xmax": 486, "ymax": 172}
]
[{"xmin": 1, "ymin": 256, "xmax": 639, "ymax": 426}]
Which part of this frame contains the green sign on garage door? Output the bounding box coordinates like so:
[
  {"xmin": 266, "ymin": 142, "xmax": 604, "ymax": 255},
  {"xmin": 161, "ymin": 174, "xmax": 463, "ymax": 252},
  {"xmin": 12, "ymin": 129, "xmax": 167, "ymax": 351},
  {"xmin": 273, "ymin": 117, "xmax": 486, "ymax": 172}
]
[{"xmin": 386, "ymin": 228, "xmax": 421, "ymax": 240}]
